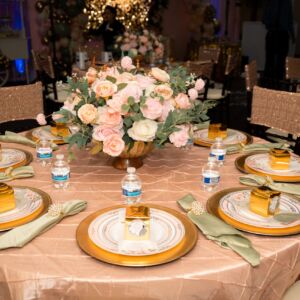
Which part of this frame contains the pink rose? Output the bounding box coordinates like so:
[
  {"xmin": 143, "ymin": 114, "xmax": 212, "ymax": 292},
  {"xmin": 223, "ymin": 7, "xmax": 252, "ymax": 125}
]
[
  {"xmin": 129, "ymin": 41, "xmax": 138, "ymax": 49},
  {"xmin": 195, "ymin": 78, "xmax": 205, "ymax": 91},
  {"xmin": 135, "ymin": 74, "xmax": 155, "ymax": 89},
  {"xmin": 174, "ymin": 93, "xmax": 191, "ymax": 109},
  {"xmin": 141, "ymin": 97, "xmax": 163, "ymax": 120},
  {"xmin": 121, "ymin": 44, "xmax": 130, "ymax": 52},
  {"xmin": 120, "ymin": 82, "xmax": 142, "ymax": 102},
  {"xmin": 116, "ymin": 72, "xmax": 135, "ymax": 83},
  {"xmin": 169, "ymin": 125, "xmax": 190, "ymax": 147},
  {"xmin": 96, "ymin": 106, "xmax": 123, "ymax": 128},
  {"xmin": 138, "ymin": 46, "xmax": 147, "ymax": 55},
  {"xmin": 107, "ymin": 93, "xmax": 128, "ymax": 114},
  {"xmin": 103, "ymin": 134, "xmax": 125, "ymax": 157},
  {"xmin": 92, "ymin": 80, "xmax": 117, "ymax": 98},
  {"xmin": 139, "ymin": 35, "xmax": 148, "ymax": 44},
  {"xmin": 36, "ymin": 113, "xmax": 47, "ymax": 125},
  {"xmin": 86, "ymin": 67, "xmax": 98, "ymax": 85},
  {"xmin": 188, "ymin": 88, "xmax": 198, "ymax": 100},
  {"xmin": 159, "ymin": 100, "xmax": 175, "ymax": 121},
  {"xmin": 121, "ymin": 56, "xmax": 133, "ymax": 70},
  {"xmin": 92, "ymin": 125, "xmax": 123, "ymax": 142}
]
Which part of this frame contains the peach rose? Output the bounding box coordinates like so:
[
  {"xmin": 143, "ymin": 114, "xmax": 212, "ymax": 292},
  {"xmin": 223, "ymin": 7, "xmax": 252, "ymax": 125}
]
[
  {"xmin": 169, "ymin": 125, "xmax": 190, "ymax": 147},
  {"xmin": 86, "ymin": 67, "xmax": 98, "ymax": 85},
  {"xmin": 195, "ymin": 78, "xmax": 205, "ymax": 91},
  {"xmin": 92, "ymin": 80, "xmax": 117, "ymax": 98},
  {"xmin": 96, "ymin": 106, "xmax": 123, "ymax": 128},
  {"xmin": 92, "ymin": 125, "xmax": 123, "ymax": 142},
  {"xmin": 121, "ymin": 56, "xmax": 133, "ymax": 70},
  {"xmin": 116, "ymin": 72, "xmax": 136, "ymax": 83},
  {"xmin": 128, "ymin": 119, "xmax": 158, "ymax": 142},
  {"xmin": 154, "ymin": 84, "xmax": 173, "ymax": 100},
  {"xmin": 174, "ymin": 93, "xmax": 191, "ymax": 109},
  {"xmin": 77, "ymin": 104, "xmax": 98, "ymax": 124},
  {"xmin": 107, "ymin": 93, "xmax": 128, "ymax": 114},
  {"xmin": 135, "ymin": 74, "xmax": 155, "ymax": 89},
  {"xmin": 141, "ymin": 97, "xmax": 163, "ymax": 120},
  {"xmin": 36, "ymin": 113, "xmax": 47, "ymax": 125},
  {"xmin": 103, "ymin": 134, "xmax": 125, "ymax": 157},
  {"xmin": 159, "ymin": 100, "xmax": 175, "ymax": 121},
  {"xmin": 188, "ymin": 88, "xmax": 198, "ymax": 100},
  {"xmin": 52, "ymin": 113, "xmax": 64, "ymax": 121},
  {"xmin": 150, "ymin": 67, "xmax": 170, "ymax": 82}
]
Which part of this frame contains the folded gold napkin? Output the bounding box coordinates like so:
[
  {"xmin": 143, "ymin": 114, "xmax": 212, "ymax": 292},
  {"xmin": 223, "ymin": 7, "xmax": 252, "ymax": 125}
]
[
  {"xmin": 0, "ymin": 200, "xmax": 87, "ymax": 249},
  {"xmin": 226, "ymin": 142, "xmax": 290, "ymax": 155},
  {"xmin": 0, "ymin": 131, "xmax": 58, "ymax": 150},
  {"xmin": 177, "ymin": 194, "xmax": 260, "ymax": 267},
  {"xmin": 0, "ymin": 166, "xmax": 34, "ymax": 182},
  {"xmin": 239, "ymin": 174, "xmax": 300, "ymax": 196}
]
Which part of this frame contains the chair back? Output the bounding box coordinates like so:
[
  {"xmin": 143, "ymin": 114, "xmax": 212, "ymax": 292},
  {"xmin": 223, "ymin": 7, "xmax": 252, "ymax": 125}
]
[
  {"xmin": 224, "ymin": 53, "xmax": 240, "ymax": 76},
  {"xmin": 245, "ymin": 60, "xmax": 258, "ymax": 92},
  {"xmin": 198, "ymin": 46, "xmax": 220, "ymax": 64},
  {"xmin": 0, "ymin": 82, "xmax": 43, "ymax": 124},
  {"xmin": 186, "ymin": 61, "xmax": 214, "ymax": 80},
  {"xmin": 286, "ymin": 57, "xmax": 300, "ymax": 80},
  {"xmin": 251, "ymin": 86, "xmax": 300, "ymax": 136},
  {"xmin": 31, "ymin": 49, "xmax": 55, "ymax": 79}
]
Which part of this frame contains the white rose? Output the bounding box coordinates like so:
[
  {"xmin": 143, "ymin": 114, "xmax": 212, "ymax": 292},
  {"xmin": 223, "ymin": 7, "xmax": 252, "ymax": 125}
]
[
  {"xmin": 92, "ymin": 79, "xmax": 117, "ymax": 98},
  {"xmin": 154, "ymin": 84, "xmax": 173, "ymax": 100},
  {"xmin": 128, "ymin": 119, "xmax": 158, "ymax": 142},
  {"xmin": 150, "ymin": 67, "xmax": 170, "ymax": 82},
  {"xmin": 77, "ymin": 104, "xmax": 98, "ymax": 124}
]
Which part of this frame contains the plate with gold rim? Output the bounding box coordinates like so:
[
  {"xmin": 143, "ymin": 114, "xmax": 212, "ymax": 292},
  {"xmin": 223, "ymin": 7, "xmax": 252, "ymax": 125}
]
[
  {"xmin": 206, "ymin": 187, "xmax": 300, "ymax": 236},
  {"xmin": 0, "ymin": 186, "xmax": 51, "ymax": 231},
  {"xmin": 0, "ymin": 148, "xmax": 33, "ymax": 172},
  {"xmin": 26, "ymin": 126, "xmax": 67, "ymax": 145},
  {"xmin": 193, "ymin": 128, "xmax": 252, "ymax": 148},
  {"xmin": 235, "ymin": 152, "xmax": 300, "ymax": 182},
  {"xmin": 77, "ymin": 204, "xmax": 198, "ymax": 267}
]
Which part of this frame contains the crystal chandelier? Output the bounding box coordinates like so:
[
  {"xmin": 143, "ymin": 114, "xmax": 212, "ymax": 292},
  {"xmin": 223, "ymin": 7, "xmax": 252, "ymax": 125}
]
[{"xmin": 84, "ymin": 0, "xmax": 152, "ymax": 30}]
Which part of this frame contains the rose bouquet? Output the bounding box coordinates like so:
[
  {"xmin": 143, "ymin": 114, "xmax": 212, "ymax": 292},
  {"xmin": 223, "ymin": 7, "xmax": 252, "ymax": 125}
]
[
  {"xmin": 114, "ymin": 29, "xmax": 164, "ymax": 61},
  {"xmin": 47, "ymin": 56, "xmax": 214, "ymax": 160}
]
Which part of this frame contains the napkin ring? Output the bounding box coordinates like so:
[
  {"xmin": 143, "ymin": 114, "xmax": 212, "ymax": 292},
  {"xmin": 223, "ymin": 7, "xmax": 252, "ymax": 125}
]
[
  {"xmin": 48, "ymin": 203, "xmax": 63, "ymax": 217},
  {"xmin": 191, "ymin": 201, "xmax": 205, "ymax": 216}
]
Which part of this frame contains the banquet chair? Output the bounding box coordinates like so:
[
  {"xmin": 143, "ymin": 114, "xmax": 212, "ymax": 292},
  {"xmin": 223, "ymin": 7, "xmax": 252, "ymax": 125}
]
[
  {"xmin": 250, "ymin": 86, "xmax": 300, "ymax": 154},
  {"xmin": 0, "ymin": 82, "xmax": 43, "ymax": 133},
  {"xmin": 244, "ymin": 60, "xmax": 258, "ymax": 118},
  {"xmin": 285, "ymin": 57, "xmax": 300, "ymax": 92}
]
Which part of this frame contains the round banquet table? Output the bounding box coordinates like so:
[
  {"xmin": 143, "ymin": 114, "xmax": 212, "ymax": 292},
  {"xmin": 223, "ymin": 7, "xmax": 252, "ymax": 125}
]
[{"xmin": 0, "ymin": 139, "xmax": 299, "ymax": 300}]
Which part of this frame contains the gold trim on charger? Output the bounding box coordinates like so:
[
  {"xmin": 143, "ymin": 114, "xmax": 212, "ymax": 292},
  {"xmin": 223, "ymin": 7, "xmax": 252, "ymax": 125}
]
[
  {"xmin": 76, "ymin": 204, "xmax": 198, "ymax": 267},
  {"xmin": 193, "ymin": 129, "xmax": 253, "ymax": 149},
  {"xmin": 26, "ymin": 126, "xmax": 66, "ymax": 145},
  {"xmin": 0, "ymin": 186, "xmax": 51, "ymax": 231},
  {"xmin": 235, "ymin": 152, "xmax": 300, "ymax": 182},
  {"xmin": 0, "ymin": 148, "xmax": 33, "ymax": 172},
  {"xmin": 206, "ymin": 187, "xmax": 300, "ymax": 236}
]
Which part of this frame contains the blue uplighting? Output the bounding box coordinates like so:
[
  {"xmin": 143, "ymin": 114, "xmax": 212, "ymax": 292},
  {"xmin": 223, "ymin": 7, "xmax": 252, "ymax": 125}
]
[{"xmin": 15, "ymin": 59, "xmax": 25, "ymax": 74}]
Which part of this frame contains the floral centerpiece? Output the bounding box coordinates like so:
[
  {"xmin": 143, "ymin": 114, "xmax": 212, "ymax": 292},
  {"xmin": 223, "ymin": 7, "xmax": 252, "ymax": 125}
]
[
  {"xmin": 114, "ymin": 30, "xmax": 164, "ymax": 62},
  {"xmin": 43, "ymin": 56, "xmax": 214, "ymax": 169}
]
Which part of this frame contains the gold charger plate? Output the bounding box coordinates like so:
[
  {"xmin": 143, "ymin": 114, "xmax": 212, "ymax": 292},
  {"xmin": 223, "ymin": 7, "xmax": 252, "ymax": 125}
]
[
  {"xmin": 206, "ymin": 187, "xmax": 300, "ymax": 236},
  {"xmin": 235, "ymin": 152, "xmax": 300, "ymax": 182},
  {"xmin": 0, "ymin": 186, "xmax": 51, "ymax": 231},
  {"xmin": 0, "ymin": 148, "xmax": 33, "ymax": 172},
  {"xmin": 26, "ymin": 126, "xmax": 68, "ymax": 145},
  {"xmin": 76, "ymin": 204, "xmax": 198, "ymax": 267},
  {"xmin": 193, "ymin": 129, "xmax": 253, "ymax": 148}
]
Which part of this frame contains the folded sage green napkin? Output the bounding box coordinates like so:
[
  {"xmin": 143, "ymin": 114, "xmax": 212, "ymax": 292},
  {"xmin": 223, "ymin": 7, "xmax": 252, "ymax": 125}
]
[
  {"xmin": 226, "ymin": 142, "xmax": 290, "ymax": 155},
  {"xmin": 177, "ymin": 194, "xmax": 260, "ymax": 267},
  {"xmin": 0, "ymin": 131, "xmax": 58, "ymax": 150},
  {"xmin": 0, "ymin": 166, "xmax": 34, "ymax": 182},
  {"xmin": 0, "ymin": 200, "xmax": 87, "ymax": 250},
  {"xmin": 239, "ymin": 174, "xmax": 300, "ymax": 196}
]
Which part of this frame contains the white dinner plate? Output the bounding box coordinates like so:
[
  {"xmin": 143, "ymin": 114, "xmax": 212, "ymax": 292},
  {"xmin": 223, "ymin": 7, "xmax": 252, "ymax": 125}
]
[
  {"xmin": 0, "ymin": 149, "xmax": 26, "ymax": 169},
  {"xmin": 31, "ymin": 126, "xmax": 64, "ymax": 142}
]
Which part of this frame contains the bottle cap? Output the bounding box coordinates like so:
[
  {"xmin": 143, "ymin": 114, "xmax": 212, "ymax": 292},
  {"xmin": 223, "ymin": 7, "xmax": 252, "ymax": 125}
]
[
  {"xmin": 127, "ymin": 167, "xmax": 136, "ymax": 174},
  {"xmin": 56, "ymin": 154, "xmax": 64, "ymax": 160}
]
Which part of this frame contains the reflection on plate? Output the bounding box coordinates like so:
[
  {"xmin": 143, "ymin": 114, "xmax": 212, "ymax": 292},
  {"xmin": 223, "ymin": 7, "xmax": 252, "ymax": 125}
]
[
  {"xmin": 0, "ymin": 149, "xmax": 26, "ymax": 169},
  {"xmin": 27, "ymin": 126, "xmax": 66, "ymax": 145},
  {"xmin": 88, "ymin": 208, "xmax": 185, "ymax": 256},
  {"xmin": 0, "ymin": 186, "xmax": 51, "ymax": 231},
  {"xmin": 207, "ymin": 187, "xmax": 300, "ymax": 235},
  {"xmin": 194, "ymin": 129, "xmax": 252, "ymax": 147},
  {"xmin": 77, "ymin": 204, "xmax": 198, "ymax": 267}
]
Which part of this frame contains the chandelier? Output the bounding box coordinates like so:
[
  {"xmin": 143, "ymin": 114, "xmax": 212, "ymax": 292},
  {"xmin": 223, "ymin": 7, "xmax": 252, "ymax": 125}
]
[{"xmin": 84, "ymin": 0, "xmax": 152, "ymax": 30}]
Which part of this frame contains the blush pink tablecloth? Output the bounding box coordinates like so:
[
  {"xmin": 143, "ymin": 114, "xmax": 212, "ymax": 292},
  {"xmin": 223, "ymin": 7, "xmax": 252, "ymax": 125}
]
[{"xmin": 0, "ymin": 141, "xmax": 299, "ymax": 300}]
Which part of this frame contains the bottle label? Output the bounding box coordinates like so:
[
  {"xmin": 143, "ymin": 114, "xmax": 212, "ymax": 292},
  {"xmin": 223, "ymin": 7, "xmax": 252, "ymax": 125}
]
[
  {"xmin": 210, "ymin": 152, "xmax": 225, "ymax": 161},
  {"xmin": 122, "ymin": 189, "xmax": 141, "ymax": 197},
  {"xmin": 37, "ymin": 147, "xmax": 52, "ymax": 159},
  {"xmin": 52, "ymin": 170, "xmax": 70, "ymax": 182},
  {"xmin": 203, "ymin": 176, "xmax": 220, "ymax": 184}
]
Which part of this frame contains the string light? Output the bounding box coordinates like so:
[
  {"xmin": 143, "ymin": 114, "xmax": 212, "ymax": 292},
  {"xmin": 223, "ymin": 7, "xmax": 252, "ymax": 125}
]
[{"xmin": 84, "ymin": 0, "xmax": 152, "ymax": 30}]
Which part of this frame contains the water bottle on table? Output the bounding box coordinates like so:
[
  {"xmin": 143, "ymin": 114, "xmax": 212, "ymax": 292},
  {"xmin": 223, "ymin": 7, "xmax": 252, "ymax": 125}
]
[
  {"xmin": 210, "ymin": 137, "xmax": 226, "ymax": 166},
  {"xmin": 51, "ymin": 154, "xmax": 70, "ymax": 189},
  {"xmin": 121, "ymin": 167, "xmax": 142, "ymax": 205},
  {"xmin": 36, "ymin": 137, "xmax": 53, "ymax": 166},
  {"xmin": 202, "ymin": 157, "xmax": 220, "ymax": 192}
]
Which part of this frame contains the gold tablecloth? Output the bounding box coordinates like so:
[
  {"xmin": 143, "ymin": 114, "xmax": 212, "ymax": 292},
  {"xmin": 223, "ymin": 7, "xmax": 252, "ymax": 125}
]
[{"xmin": 0, "ymin": 141, "xmax": 299, "ymax": 300}]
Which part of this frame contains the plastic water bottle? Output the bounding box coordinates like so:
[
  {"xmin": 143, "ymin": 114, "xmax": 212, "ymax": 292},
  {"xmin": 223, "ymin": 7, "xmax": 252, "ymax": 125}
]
[
  {"xmin": 121, "ymin": 167, "xmax": 142, "ymax": 205},
  {"xmin": 36, "ymin": 137, "xmax": 52, "ymax": 166},
  {"xmin": 202, "ymin": 157, "xmax": 220, "ymax": 191},
  {"xmin": 51, "ymin": 154, "xmax": 70, "ymax": 189},
  {"xmin": 210, "ymin": 137, "xmax": 226, "ymax": 166}
]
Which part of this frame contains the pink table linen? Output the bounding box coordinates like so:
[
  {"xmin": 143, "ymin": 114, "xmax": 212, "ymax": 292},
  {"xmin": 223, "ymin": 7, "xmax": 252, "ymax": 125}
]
[{"xmin": 0, "ymin": 141, "xmax": 299, "ymax": 300}]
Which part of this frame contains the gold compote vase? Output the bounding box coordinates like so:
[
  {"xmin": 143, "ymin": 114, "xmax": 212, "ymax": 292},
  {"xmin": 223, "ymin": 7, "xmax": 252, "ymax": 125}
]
[{"xmin": 113, "ymin": 141, "xmax": 154, "ymax": 170}]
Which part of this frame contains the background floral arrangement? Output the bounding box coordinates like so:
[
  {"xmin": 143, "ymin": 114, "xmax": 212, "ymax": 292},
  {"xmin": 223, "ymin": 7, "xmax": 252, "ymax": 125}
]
[
  {"xmin": 114, "ymin": 30, "xmax": 164, "ymax": 61},
  {"xmin": 43, "ymin": 56, "xmax": 214, "ymax": 158}
]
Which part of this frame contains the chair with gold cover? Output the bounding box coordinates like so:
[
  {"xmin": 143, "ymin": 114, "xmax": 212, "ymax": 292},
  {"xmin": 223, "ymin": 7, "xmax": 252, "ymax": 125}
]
[
  {"xmin": 0, "ymin": 82, "xmax": 43, "ymax": 133},
  {"xmin": 250, "ymin": 86, "xmax": 300, "ymax": 154},
  {"xmin": 285, "ymin": 57, "xmax": 300, "ymax": 92}
]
